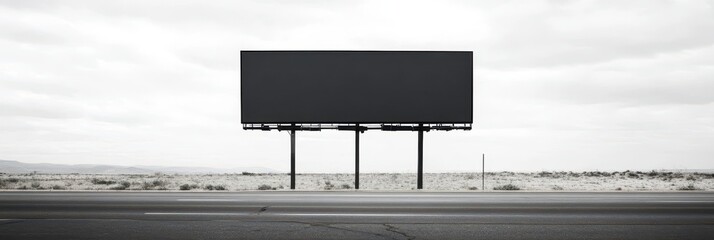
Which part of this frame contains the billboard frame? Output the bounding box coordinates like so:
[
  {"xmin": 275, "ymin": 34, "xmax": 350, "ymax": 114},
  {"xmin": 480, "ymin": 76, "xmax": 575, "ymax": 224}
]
[{"xmin": 240, "ymin": 50, "xmax": 473, "ymax": 125}]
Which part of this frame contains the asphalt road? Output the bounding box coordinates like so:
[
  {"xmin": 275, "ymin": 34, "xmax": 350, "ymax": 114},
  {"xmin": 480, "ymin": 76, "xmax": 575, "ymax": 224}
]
[{"xmin": 0, "ymin": 191, "xmax": 712, "ymax": 239}]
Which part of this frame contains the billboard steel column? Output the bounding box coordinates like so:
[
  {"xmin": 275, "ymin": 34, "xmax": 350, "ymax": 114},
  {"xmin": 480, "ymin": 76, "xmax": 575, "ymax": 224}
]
[
  {"xmin": 417, "ymin": 124, "xmax": 424, "ymax": 189},
  {"xmin": 290, "ymin": 124, "xmax": 296, "ymax": 190},
  {"xmin": 355, "ymin": 124, "xmax": 360, "ymax": 190}
]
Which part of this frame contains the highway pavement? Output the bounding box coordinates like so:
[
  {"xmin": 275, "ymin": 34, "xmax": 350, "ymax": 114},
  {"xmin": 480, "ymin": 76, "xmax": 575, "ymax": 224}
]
[{"xmin": 0, "ymin": 191, "xmax": 712, "ymax": 239}]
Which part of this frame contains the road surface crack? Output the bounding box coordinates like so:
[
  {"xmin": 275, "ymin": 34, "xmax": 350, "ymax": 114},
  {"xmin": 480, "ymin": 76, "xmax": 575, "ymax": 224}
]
[
  {"xmin": 384, "ymin": 224, "xmax": 415, "ymax": 240},
  {"xmin": 0, "ymin": 220, "xmax": 23, "ymax": 226},
  {"xmin": 257, "ymin": 206, "xmax": 269, "ymax": 215}
]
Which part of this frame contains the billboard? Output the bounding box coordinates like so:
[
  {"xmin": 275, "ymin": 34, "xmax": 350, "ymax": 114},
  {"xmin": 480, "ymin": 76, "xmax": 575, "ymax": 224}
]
[{"xmin": 241, "ymin": 51, "xmax": 472, "ymax": 124}]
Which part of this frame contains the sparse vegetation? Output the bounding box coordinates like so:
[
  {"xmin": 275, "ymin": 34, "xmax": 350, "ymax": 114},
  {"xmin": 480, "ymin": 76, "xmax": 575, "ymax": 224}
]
[
  {"xmin": 323, "ymin": 181, "xmax": 335, "ymax": 190},
  {"xmin": 142, "ymin": 179, "xmax": 168, "ymax": 190},
  {"xmin": 493, "ymin": 184, "xmax": 520, "ymax": 191},
  {"xmin": 257, "ymin": 184, "xmax": 275, "ymax": 190},
  {"xmin": 677, "ymin": 184, "xmax": 700, "ymax": 191},
  {"xmin": 110, "ymin": 181, "xmax": 131, "ymax": 190},
  {"xmin": 179, "ymin": 184, "xmax": 191, "ymax": 190},
  {"xmin": 0, "ymin": 171, "xmax": 711, "ymax": 191},
  {"xmin": 91, "ymin": 178, "xmax": 116, "ymax": 185},
  {"xmin": 152, "ymin": 179, "xmax": 168, "ymax": 186}
]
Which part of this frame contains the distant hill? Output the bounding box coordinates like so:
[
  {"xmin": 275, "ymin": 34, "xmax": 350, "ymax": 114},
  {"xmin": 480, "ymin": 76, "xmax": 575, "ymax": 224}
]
[{"xmin": 0, "ymin": 159, "xmax": 277, "ymax": 174}]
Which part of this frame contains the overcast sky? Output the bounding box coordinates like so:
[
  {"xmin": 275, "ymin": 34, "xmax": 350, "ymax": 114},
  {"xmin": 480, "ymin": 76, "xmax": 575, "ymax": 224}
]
[{"xmin": 1, "ymin": 0, "xmax": 713, "ymax": 172}]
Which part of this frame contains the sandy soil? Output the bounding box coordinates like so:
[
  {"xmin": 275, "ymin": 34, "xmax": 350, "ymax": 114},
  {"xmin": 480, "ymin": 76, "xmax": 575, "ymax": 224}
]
[{"xmin": 1, "ymin": 171, "xmax": 712, "ymax": 191}]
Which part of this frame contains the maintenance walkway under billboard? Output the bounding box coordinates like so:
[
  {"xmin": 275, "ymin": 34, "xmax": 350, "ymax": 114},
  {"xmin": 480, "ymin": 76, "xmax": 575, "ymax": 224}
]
[{"xmin": 241, "ymin": 51, "xmax": 473, "ymax": 189}]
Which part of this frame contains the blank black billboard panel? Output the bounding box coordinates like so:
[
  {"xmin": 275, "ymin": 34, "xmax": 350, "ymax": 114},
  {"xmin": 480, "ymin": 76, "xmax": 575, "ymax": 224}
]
[{"xmin": 241, "ymin": 51, "xmax": 472, "ymax": 124}]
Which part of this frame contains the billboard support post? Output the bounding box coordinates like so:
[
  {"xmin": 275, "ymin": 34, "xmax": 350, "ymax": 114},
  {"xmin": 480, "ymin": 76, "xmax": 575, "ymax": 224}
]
[
  {"xmin": 355, "ymin": 124, "xmax": 360, "ymax": 190},
  {"xmin": 290, "ymin": 124, "xmax": 296, "ymax": 190},
  {"xmin": 417, "ymin": 123, "xmax": 424, "ymax": 189}
]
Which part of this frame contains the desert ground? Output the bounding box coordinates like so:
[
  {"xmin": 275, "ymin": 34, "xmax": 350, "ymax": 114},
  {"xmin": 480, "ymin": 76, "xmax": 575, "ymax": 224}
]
[{"xmin": 1, "ymin": 171, "xmax": 712, "ymax": 191}]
